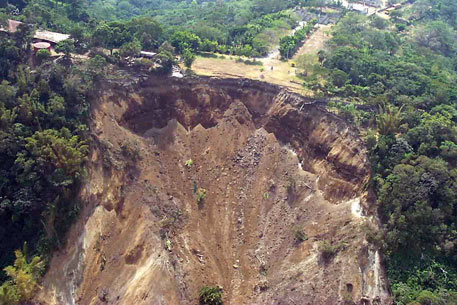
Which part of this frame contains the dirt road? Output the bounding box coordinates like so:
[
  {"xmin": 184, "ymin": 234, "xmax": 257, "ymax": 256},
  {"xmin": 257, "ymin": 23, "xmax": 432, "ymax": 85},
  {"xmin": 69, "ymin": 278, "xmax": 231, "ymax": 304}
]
[{"xmin": 293, "ymin": 24, "xmax": 332, "ymax": 58}]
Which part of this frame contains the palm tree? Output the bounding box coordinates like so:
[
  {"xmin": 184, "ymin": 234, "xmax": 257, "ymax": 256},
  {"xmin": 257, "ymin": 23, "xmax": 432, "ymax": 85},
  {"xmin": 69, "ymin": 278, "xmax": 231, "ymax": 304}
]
[
  {"xmin": 0, "ymin": 244, "xmax": 44, "ymax": 305},
  {"xmin": 376, "ymin": 104, "xmax": 403, "ymax": 135}
]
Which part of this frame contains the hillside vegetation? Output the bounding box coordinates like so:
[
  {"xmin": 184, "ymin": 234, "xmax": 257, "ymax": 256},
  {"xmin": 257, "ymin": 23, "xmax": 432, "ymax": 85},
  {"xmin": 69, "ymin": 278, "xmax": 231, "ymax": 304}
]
[
  {"xmin": 311, "ymin": 2, "xmax": 457, "ymax": 303},
  {"xmin": 0, "ymin": 0, "xmax": 457, "ymax": 304}
]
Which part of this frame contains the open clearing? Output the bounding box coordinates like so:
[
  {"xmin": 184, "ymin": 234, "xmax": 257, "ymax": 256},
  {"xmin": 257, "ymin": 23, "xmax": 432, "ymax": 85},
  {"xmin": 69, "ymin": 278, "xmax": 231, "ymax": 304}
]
[
  {"xmin": 191, "ymin": 24, "xmax": 333, "ymax": 94},
  {"xmin": 191, "ymin": 55, "xmax": 305, "ymax": 93}
]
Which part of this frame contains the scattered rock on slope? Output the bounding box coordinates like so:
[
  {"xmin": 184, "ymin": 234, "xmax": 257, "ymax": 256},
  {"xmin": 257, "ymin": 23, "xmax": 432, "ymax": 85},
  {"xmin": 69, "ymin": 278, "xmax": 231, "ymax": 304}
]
[{"xmin": 37, "ymin": 76, "xmax": 391, "ymax": 305}]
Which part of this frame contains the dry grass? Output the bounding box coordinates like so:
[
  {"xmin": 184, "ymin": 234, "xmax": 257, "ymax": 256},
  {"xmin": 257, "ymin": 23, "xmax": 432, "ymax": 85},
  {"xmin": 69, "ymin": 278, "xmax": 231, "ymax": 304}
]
[
  {"xmin": 192, "ymin": 56, "xmax": 306, "ymax": 93},
  {"xmin": 191, "ymin": 24, "xmax": 333, "ymax": 96}
]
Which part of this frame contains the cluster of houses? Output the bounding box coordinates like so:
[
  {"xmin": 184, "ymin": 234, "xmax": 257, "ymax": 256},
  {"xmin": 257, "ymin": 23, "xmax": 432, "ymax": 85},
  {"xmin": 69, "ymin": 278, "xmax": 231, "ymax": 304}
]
[
  {"xmin": 362, "ymin": 0, "xmax": 382, "ymax": 8},
  {"xmin": 343, "ymin": 0, "xmax": 407, "ymax": 16},
  {"xmin": 380, "ymin": 3, "xmax": 404, "ymax": 15},
  {"xmin": 1, "ymin": 19, "xmax": 161, "ymax": 61},
  {"xmin": 294, "ymin": 7, "xmax": 341, "ymax": 25},
  {"xmin": 303, "ymin": 12, "xmax": 340, "ymax": 25},
  {"xmin": 294, "ymin": 0, "xmax": 386, "ymax": 24},
  {"xmin": 1, "ymin": 19, "xmax": 70, "ymax": 55}
]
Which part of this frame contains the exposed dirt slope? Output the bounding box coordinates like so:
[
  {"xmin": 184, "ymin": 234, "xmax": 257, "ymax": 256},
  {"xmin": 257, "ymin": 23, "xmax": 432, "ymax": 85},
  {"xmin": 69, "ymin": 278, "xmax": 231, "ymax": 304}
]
[{"xmin": 38, "ymin": 76, "xmax": 391, "ymax": 305}]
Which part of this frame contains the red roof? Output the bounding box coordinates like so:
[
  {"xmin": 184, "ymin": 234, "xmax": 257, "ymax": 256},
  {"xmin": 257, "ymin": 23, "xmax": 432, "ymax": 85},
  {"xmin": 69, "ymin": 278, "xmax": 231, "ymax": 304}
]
[{"xmin": 32, "ymin": 42, "xmax": 51, "ymax": 49}]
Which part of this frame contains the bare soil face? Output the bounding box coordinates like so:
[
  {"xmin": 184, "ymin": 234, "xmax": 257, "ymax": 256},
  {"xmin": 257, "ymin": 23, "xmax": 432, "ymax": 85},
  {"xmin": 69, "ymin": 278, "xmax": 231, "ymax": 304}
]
[{"xmin": 38, "ymin": 76, "xmax": 391, "ymax": 305}]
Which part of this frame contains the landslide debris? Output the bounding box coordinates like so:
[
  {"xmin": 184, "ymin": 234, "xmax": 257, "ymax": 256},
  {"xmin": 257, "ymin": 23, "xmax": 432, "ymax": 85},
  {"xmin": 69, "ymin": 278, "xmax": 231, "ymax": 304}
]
[{"xmin": 38, "ymin": 76, "xmax": 391, "ymax": 305}]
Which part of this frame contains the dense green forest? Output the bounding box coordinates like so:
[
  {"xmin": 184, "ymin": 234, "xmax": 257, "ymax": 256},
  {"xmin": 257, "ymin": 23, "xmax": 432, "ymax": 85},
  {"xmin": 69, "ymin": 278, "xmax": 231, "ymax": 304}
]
[
  {"xmin": 0, "ymin": 6, "xmax": 104, "ymax": 301},
  {"xmin": 1, "ymin": 0, "xmax": 457, "ymax": 303},
  {"xmin": 313, "ymin": 1, "xmax": 457, "ymax": 303}
]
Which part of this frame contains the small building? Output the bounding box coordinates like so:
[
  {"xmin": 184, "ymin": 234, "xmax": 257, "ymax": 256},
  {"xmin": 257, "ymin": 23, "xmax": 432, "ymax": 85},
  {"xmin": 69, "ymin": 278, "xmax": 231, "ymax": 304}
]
[
  {"xmin": 318, "ymin": 15, "xmax": 331, "ymax": 25},
  {"xmin": 0, "ymin": 19, "xmax": 22, "ymax": 34},
  {"xmin": 33, "ymin": 30, "xmax": 70, "ymax": 45},
  {"xmin": 363, "ymin": 0, "xmax": 382, "ymax": 8},
  {"xmin": 140, "ymin": 51, "xmax": 157, "ymax": 58},
  {"xmin": 2, "ymin": 19, "xmax": 70, "ymax": 45},
  {"xmin": 385, "ymin": 7, "xmax": 396, "ymax": 14},
  {"xmin": 32, "ymin": 41, "xmax": 51, "ymax": 53}
]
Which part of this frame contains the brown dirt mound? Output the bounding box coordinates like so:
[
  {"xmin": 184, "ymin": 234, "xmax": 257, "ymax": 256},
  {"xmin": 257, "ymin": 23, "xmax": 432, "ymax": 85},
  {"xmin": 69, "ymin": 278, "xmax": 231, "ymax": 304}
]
[{"xmin": 37, "ymin": 76, "xmax": 391, "ymax": 305}]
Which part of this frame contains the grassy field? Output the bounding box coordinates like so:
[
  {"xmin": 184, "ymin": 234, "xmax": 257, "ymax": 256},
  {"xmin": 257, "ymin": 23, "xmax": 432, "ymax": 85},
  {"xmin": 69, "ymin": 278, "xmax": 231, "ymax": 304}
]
[
  {"xmin": 192, "ymin": 55, "xmax": 306, "ymax": 93},
  {"xmin": 191, "ymin": 24, "xmax": 333, "ymax": 95}
]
